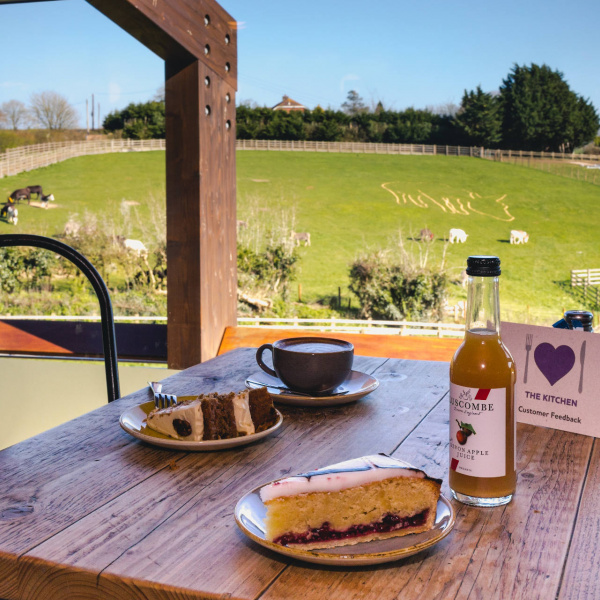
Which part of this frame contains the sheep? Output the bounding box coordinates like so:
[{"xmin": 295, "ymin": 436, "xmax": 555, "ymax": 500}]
[
  {"xmin": 291, "ymin": 231, "xmax": 311, "ymax": 246},
  {"xmin": 510, "ymin": 230, "xmax": 529, "ymax": 244},
  {"xmin": 41, "ymin": 193, "xmax": 55, "ymax": 209},
  {"xmin": 449, "ymin": 228, "xmax": 468, "ymax": 243},
  {"xmin": 0, "ymin": 204, "xmax": 18, "ymax": 225},
  {"xmin": 122, "ymin": 238, "xmax": 149, "ymax": 256},
  {"xmin": 420, "ymin": 228, "xmax": 434, "ymax": 242}
]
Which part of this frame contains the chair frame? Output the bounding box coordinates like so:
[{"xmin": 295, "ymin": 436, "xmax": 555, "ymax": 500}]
[{"xmin": 0, "ymin": 234, "xmax": 120, "ymax": 402}]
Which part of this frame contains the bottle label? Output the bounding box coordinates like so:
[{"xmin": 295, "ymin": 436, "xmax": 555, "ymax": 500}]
[{"xmin": 449, "ymin": 384, "xmax": 506, "ymax": 478}]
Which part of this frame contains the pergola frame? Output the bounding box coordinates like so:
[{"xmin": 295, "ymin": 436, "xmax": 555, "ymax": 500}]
[{"xmin": 4, "ymin": 0, "xmax": 238, "ymax": 369}]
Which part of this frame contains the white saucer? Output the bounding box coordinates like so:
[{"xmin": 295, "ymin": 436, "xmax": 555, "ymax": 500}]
[
  {"xmin": 235, "ymin": 483, "xmax": 455, "ymax": 566},
  {"xmin": 245, "ymin": 370, "xmax": 379, "ymax": 407}
]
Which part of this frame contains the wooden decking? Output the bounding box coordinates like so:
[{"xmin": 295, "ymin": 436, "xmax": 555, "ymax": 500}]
[{"xmin": 218, "ymin": 326, "xmax": 461, "ymax": 362}]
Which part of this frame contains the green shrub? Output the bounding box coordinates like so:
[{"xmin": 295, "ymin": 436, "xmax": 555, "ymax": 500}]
[{"xmin": 348, "ymin": 246, "xmax": 448, "ymax": 321}]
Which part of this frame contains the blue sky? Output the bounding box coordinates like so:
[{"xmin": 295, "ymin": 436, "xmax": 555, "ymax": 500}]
[{"xmin": 0, "ymin": 0, "xmax": 598, "ymax": 126}]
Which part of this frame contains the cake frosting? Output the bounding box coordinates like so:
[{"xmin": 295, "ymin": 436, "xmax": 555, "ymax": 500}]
[
  {"xmin": 260, "ymin": 454, "xmax": 432, "ymax": 502},
  {"xmin": 146, "ymin": 398, "xmax": 204, "ymax": 441},
  {"xmin": 231, "ymin": 390, "xmax": 255, "ymax": 435}
]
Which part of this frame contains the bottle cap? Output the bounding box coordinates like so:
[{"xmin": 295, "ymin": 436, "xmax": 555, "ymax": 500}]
[{"xmin": 466, "ymin": 256, "xmax": 501, "ymax": 277}]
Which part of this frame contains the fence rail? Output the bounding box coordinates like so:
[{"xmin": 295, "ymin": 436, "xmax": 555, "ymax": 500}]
[
  {"xmin": 571, "ymin": 269, "xmax": 600, "ymax": 287},
  {"xmin": 483, "ymin": 148, "xmax": 600, "ymax": 163},
  {"xmin": 1, "ymin": 138, "xmax": 598, "ymax": 179},
  {"xmin": 1, "ymin": 314, "xmax": 465, "ymax": 337},
  {"xmin": 236, "ymin": 139, "xmax": 482, "ymax": 157},
  {"xmin": 237, "ymin": 316, "xmax": 465, "ymax": 337},
  {"xmin": 0, "ymin": 139, "xmax": 166, "ymax": 178}
]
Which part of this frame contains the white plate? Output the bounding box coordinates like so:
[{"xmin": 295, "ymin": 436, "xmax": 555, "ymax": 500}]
[
  {"xmin": 120, "ymin": 400, "xmax": 283, "ymax": 451},
  {"xmin": 245, "ymin": 370, "xmax": 379, "ymax": 407},
  {"xmin": 235, "ymin": 483, "xmax": 455, "ymax": 566}
]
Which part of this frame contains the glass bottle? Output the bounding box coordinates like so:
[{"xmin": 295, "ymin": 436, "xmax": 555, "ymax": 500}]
[{"xmin": 449, "ymin": 255, "xmax": 516, "ymax": 507}]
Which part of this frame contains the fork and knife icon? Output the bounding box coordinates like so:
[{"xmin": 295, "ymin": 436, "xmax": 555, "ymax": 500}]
[{"xmin": 523, "ymin": 334, "xmax": 586, "ymax": 393}]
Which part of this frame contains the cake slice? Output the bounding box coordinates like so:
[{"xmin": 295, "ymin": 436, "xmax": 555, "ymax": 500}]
[
  {"xmin": 145, "ymin": 397, "xmax": 205, "ymax": 441},
  {"xmin": 145, "ymin": 388, "xmax": 277, "ymax": 441},
  {"xmin": 259, "ymin": 454, "xmax": 442, "ymax": 550}
]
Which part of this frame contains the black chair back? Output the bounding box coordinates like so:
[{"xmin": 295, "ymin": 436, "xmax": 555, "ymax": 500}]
[{"xmin": 0, "ymin": 234, "xmax": 120, "ymax": 402}]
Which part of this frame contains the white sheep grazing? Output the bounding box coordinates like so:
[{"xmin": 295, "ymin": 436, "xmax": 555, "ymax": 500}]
[
  {"xmin": 449, "ymin": 228, "xmax": 468, "ymax": 243},
  {"xmin": 7, "ymin": 206, "xmax": 18, "ymax": 226},
  {"xmin": 291, "ymin": 231, "xmax": 311, "ymax": 246},
  {"xmin": 510, "ymin": 230, "xmax": 529, "ymax": 244},
  {"xmin": 123, "ymin": 239, "xmax": 149, "ymax": 256},
  {"xmin": 64, "ymin": 219, "xmax": 80, "ymax": 237}
]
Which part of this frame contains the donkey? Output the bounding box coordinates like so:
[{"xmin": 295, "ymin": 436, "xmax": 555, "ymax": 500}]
[
  {"xmin": 9, "ymin": 188, "xmax": 30, "ymax": 204},
  {"xmin": 27, "ymin": 185, "xmax": 44, "ymax": 199}
]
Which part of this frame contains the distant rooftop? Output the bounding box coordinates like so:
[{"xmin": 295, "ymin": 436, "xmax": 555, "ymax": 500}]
[{"xmin": 272, "ymin": 95, "xmax": 306, "ymax": 112}]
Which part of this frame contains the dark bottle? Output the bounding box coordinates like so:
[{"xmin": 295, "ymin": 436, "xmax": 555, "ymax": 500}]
[{"xmin": 553, "ymin": 310, "xmax": 594, "ymax": 332}]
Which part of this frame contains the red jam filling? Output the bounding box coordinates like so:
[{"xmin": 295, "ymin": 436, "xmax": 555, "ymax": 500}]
[{"xmin": 274, "ymin": 509, "xmax": 429, "ymax": 546}]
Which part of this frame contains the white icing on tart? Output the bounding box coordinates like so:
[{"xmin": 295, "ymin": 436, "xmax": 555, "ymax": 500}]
[{"xmin": 260, "ymin": 454, "xmax": 429, "ymax": 502}]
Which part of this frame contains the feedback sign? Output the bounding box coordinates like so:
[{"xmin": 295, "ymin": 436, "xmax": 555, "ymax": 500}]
[{"xmin": 502, "ymin": 322, "xmax": 600, "ymax": 437}]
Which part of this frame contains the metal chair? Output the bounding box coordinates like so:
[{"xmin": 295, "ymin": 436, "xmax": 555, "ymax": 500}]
[{"xmin": 0, "ymin": 234, "xmax": 120, "ymax": 402}]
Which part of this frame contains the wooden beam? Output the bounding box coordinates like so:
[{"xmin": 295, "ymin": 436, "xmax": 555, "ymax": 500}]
[
  {"xmin": 165, "ymin": 58, "xmax": 237, "ymax": 368},
  {"xmin": 85, "ymin": 0, "xmax": 237, "ymax": 88}
]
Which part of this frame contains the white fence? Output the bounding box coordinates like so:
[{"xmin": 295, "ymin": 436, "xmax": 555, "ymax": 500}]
[
  {"xmin": 237, "ymin": 317, "xmax": 465, "ymax": 337},
  {"xmin": 2, "ymin": 138, "xmax": 598, "ymax": 179},
  {"xmin": 0, "ymin": 314, "xmax": 465, "ymax": 337},
  {"xmin": 484, "ymin": 148, "xmax": 599, "ymax": 163},
  {"xmin": 236, "ymin": 139, "xmax": 482, "ymax": 156},
  {"xmin": 571, "ymin": 269, "xmax": 600, "ymax": 287},
  {"xmin": 0, "ymin": 138, "xmax": 166, "ymax": 178}
]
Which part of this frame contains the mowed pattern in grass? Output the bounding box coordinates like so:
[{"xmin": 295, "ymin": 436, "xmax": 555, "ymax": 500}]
[{"xmin": 1, "ymin": 150, "xmax": 597, "ymax": 323}]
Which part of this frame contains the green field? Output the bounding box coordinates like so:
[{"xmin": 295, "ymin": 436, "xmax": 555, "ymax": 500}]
[{"xmin": 2, "ymin": 150, "xmax": 598, "ymax": 324}]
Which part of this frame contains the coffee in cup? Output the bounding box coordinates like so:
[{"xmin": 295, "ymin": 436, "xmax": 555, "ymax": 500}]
[{"xmin": 255, "ymin": 337, "xmax": 354, "ymax": 395}]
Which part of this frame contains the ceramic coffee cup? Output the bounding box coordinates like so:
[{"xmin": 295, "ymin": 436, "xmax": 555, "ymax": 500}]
[{"xmin": 255, "ymin": 337, "xmax": 354, "ymax": 395}]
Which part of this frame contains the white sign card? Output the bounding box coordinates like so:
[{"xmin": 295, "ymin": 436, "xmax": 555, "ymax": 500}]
[{"xmin": 502, "ymin": 321, "xmax": 600, "ymax": 438}]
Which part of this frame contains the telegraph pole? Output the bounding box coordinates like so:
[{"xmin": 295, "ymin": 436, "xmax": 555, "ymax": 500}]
[
  {"xmin": 86, "ymin": 99, "xmax": 89, "ymax": 132},
  {"xmin": 91, "ymin": 93, "xmax": 95, "ymax": 130}
]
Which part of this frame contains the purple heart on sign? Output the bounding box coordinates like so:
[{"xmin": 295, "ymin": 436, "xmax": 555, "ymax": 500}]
[{"xmin": 534, "ymin": 343, "xmax": 576, "ymax": 386}]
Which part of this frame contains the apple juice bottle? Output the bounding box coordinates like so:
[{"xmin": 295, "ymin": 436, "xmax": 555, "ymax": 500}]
[{"xmin": 449, "ymin": 255, "xmax": 516, "ymax": 506}]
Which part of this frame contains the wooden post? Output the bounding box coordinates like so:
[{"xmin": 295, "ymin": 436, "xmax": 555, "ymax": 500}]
[{"xmin": 85, "ymin": 0, "xmax": 238, "ymax": 368}]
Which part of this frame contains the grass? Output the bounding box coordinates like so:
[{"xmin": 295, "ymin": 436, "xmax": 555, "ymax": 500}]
[{"xmin": 2, "ymin": 149, "xmax": 599, "ymax": 325}]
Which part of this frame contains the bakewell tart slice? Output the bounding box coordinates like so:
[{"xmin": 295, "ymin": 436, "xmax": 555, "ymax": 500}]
[
  {"xmin": 146, "ymin": 387, "xmax": 276, "ymax": 441},
  {"xmin": 259, "ymin": 454, "xmax": 442, "ymax": 550}
]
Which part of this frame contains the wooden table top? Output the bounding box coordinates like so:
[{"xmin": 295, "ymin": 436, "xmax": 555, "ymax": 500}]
[{"xmin": 0, "ymin": 348, "xmax": 597, "ymax": 600}]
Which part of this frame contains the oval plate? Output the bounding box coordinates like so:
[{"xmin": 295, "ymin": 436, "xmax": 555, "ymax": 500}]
[
  {"xmin": 120, "ymin": 400, "xmax": 283, "ymax": 451},
  {"xmin": 234, "ymin": 483, "xmax": 455, "ymax": 566},
  {"xmin": 245, "ymin": 370, "xmax": 379, "ymax": 407}
]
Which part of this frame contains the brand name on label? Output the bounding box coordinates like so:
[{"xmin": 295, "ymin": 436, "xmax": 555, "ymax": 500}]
[{"xmin": 450, "ymin": 396, "xmax": 494, "ymax": 411}]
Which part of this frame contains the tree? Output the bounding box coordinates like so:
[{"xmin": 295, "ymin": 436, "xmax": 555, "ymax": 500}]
[
  {"xmin": 341, "ymin": 90, "xmax": 367, "ymax": 115},
  {"xmin": 103, "ymin": 100, "xmax": 166, "ymax": 139},
  {"xmin": 29, "ymin": 91, "xmax": 78, "ymax": 130},
  {"xmin": 0, "ymin": 100, "xmax": 30, "ymax": 130},
  {"xmin": 499, "ymin": 63, "xmax": 599, "ymax": 152},
  {"xmin": 454, "ymin": 86, "xmax": 502, "ymax": 147}
]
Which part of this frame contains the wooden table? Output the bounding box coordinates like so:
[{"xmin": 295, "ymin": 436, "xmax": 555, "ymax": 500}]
[{"xmin": 0, "ymin": 349, "xmax": 597, "ymax": 600}]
